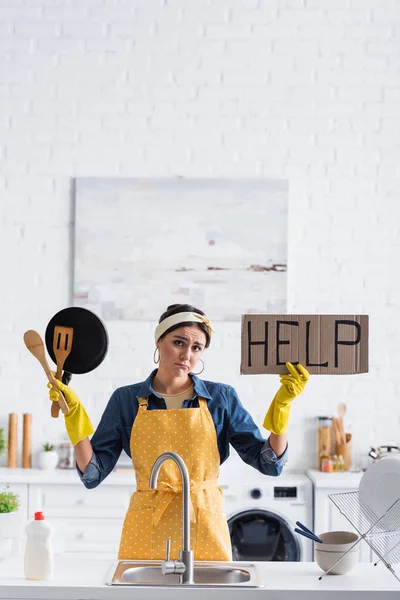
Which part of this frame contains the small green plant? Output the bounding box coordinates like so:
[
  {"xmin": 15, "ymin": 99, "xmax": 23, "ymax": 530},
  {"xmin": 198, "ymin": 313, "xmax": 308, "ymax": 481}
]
[
  {"xmin": 0, "ymin": 485, "xmax": 20, "ymax": 513},
  {"xmin": 0, "ymin": 428, "xmax": 6, "ymax": 457},
  {"xmin": 42, "ymin": 443, "xmax": 56, "ymax": 452}
]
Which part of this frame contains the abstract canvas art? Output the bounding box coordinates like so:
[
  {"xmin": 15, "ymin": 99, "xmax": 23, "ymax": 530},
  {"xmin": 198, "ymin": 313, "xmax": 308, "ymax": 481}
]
[{"xmin": 73, "ymin": 178, "xmax": 288, "ymax": 321}]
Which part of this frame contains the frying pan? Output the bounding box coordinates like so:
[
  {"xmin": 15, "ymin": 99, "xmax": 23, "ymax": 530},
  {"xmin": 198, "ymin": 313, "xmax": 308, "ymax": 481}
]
[{"xmin": 45, "ymin": 307, "xmax": 108, "ymax": 384}]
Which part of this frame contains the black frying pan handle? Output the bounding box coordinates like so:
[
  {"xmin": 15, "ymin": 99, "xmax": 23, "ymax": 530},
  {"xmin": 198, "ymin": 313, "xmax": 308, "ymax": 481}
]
[
  {"xmin": 380, "ymin": 445, "xmax": 400, "ymax": 453},
  {"xmin": 62, "ymin": 371, "xmax": 72, "ymax": 386}
]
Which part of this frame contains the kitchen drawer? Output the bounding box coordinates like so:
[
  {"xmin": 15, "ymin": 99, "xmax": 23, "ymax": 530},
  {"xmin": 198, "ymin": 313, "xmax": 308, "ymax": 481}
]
[
  {"xmin": 28, "ymin": 484, "xmax": 132, "ymax": 518},
  {"xmin": 51, "ymin": 518, "xmax": 124, "ymax": 554}
]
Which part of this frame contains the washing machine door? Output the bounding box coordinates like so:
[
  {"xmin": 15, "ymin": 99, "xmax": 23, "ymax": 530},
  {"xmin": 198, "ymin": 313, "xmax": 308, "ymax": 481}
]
[{"xmin": 228, "ymin": 509, "xmax": 301, "ymax": 562}]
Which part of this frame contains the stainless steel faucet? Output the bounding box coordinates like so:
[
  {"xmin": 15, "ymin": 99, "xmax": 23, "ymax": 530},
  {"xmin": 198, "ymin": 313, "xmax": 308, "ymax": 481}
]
[{"xmin": 149, "ymin": 451, "xmax": 194, "ymax": 585}]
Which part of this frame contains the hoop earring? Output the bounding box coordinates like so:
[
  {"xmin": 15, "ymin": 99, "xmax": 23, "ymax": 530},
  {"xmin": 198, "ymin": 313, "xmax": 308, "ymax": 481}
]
[
  {"xmin": 192, "ymin": 359, "xmax": 204, "ymax": 375},
  {"xmin": 153, "ymin": 347, "xmax": 160, "ymax": 364}
]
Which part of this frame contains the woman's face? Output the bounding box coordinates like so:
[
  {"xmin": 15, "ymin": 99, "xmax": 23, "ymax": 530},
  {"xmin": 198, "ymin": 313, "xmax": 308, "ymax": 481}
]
[{"xmin": 157, "ymin": 325, "xmax": 207, "ymax": 376}]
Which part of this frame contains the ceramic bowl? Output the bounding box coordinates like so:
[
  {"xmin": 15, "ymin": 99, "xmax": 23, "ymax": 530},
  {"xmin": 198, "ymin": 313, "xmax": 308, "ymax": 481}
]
[
  {"xmin": 315, "ymin": 548, "xmax": 359, "ymax": 575},
  {"xmin": 315, "ymin": 530, "xmax": 359, "ymax": 552},
  {"xmin": 314, "ymin": 531, "xmax": 360, "ymax": 575}
]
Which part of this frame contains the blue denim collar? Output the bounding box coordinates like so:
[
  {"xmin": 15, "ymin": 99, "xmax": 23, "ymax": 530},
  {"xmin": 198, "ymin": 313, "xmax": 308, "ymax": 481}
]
[{"xmin": 137, "ymin": 369, "xmax": 212, "ymax": 401}]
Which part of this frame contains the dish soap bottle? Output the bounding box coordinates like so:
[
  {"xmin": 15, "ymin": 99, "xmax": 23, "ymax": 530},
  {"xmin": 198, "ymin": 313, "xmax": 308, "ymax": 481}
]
[{"xmin": 24, "ymin": 511, "xmax": 54, "ymax": 580}]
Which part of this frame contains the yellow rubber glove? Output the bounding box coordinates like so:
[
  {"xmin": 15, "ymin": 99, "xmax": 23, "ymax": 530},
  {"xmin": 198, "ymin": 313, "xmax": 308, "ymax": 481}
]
[
  {"xmin": 48, "ymin": 379, "xmax": 94, "ymax": 446},
  {"xmin": 263, "ymin": 362, "xmax": 309, "ymax": 435}
]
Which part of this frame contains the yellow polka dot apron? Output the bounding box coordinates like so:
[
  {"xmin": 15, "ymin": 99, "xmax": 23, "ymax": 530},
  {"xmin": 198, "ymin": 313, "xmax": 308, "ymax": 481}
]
[{"xmin": 118, "ymin": 396, "xmax": 232, "ymax": 561}]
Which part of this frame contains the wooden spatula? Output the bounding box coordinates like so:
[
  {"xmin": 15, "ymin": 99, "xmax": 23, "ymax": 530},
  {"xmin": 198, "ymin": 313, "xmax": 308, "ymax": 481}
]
[
  {"xmin": 337, "ymin": 402, "xmax": 347, "ymax": 445},
  {"xmin": 23, "ymin": 330, "xmax": 69, "ymax": 415},
  {"xmin": 51, "ymin": 326, "xmax": 74, "ymax": 418}
]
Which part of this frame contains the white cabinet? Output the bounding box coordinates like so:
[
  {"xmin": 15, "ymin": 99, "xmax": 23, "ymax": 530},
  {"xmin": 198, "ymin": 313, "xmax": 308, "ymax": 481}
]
[
  {"xmin": 52, "ymin": 517, "xmax": 124, "ymax": 554},
  {"xmin": 5, "ymin": 468, "xmax": 377, "ymax": 562},
  {"xmin": 28, "ymin": 483, "xmax": 132, "ymax": 518},
  {"xmin": 0, "ymin": 470, "xmax": 136, "ymax": 557},
  {"xmin": 28, "ymin": 483, "xmax": 133, "ymax": 556}
]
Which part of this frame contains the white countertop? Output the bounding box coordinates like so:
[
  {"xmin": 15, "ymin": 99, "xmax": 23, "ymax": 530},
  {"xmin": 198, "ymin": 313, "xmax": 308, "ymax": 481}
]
[
  {"xmin": 0, "ymin": 467, "xmax": 135, "ymax": 486},
  {"xmin": 0, "ymin": 467, "xmax": 310, "ymax": 488},
  {"xmin": 2, "ymin": 467, "xmax": 365, "ymax": 487},
  {"xmin": 1, "ymin": 467, "xmax": 366, "ymax": 491},
  {"xmin": 306, "ymin": 469, "xmax": 364, "ymax": 489},
  {"xmin": 0, "ymin": 556, "xmax": 398, "ymax": 599}
]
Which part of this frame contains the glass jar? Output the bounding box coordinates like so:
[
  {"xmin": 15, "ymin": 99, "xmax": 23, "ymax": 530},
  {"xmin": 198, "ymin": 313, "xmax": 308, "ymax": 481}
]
[
  {"xmin": 317, "ymin": 416, "xmax": 333, "ymax": 471},
  {"xmin": 321, "ymin": 457, "xmax": 334, "ymax": 472},
  {"xmin": 58, "ymin": 442, "xmax": 75, "ymax": 469}
]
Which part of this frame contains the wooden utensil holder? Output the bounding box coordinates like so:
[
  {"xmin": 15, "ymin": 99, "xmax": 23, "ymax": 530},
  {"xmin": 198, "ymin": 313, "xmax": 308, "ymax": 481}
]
[
  {"xmin": 335, "ymin": 433, "xmax": 352, "ymax": 471},
  {"xmin": 318, "ymin": 425, "xmax": 332, "ymax": 470}
]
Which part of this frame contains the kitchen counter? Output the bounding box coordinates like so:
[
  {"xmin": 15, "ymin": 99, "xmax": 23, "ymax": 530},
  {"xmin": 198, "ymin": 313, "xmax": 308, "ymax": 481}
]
[
  {"xmin": 307, "ymin": 468, "xmax": 364, "ymax": 489},
  {"xmin": 0, "ymin": 467, "xmax": 135, "ymax": 486},
  {"xmin": 0, "ymin": 556, "xmax": 398, "ymax": 599},
  {"xmin": 4, "ymin": 467, "xmax": 358, "ymax": 489}
]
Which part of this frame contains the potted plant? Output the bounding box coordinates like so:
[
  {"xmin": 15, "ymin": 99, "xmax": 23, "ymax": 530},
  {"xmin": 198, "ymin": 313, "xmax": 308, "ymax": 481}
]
[
  {"xmin": 38, "ymin": 443, "xmax": 59, "ymax": 470},
  {"xmin": 0, "ymin": 485, "xmax": 22, "ymax": 538}
]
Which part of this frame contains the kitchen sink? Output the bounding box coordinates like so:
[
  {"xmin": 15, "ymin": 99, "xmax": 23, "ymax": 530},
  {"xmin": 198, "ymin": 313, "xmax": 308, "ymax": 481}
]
[{"xmin": 106, "ymin": 560, "xmax": 263, "ymax": 587}]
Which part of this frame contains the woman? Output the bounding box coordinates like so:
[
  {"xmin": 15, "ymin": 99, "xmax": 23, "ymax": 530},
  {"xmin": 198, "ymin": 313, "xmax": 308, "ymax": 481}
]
[{"xmin": 49, "ymin": 303, "xmax": 309, "ymax": 561}]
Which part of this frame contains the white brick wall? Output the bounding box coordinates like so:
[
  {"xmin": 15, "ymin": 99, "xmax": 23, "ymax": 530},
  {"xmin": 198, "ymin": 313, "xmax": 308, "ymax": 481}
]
[{"xmin": 1, "ymin": 0, "xmax": 399, "ymax": 473}]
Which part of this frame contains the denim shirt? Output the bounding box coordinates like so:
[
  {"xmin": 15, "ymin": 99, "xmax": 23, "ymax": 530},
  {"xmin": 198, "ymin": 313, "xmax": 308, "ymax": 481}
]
[{"xmin": 78, "ymin": 370, "xmax": 288, "ymax": 489}]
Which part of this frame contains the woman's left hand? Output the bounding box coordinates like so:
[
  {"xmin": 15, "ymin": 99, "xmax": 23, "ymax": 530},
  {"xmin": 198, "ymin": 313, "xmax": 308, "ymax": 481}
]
[
  {"xmin": 275, "ymin": 362, "xmax": 309, "ymax": 404},
  {"xmin": 263, "ymin": 362, "xmax": 309, "ymax": 435}
]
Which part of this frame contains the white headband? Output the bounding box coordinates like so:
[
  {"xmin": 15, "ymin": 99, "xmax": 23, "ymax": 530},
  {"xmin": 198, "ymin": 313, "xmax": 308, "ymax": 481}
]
[{"xmin": 155, "ymin": 312, "xmax": 214, "ymax": 344}]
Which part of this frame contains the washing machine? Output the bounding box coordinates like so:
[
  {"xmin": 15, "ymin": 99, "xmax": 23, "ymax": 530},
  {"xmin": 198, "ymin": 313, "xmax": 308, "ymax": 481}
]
[{"xmin": 219, "ymin": 468, "xmax": 313, "ymax": 562}]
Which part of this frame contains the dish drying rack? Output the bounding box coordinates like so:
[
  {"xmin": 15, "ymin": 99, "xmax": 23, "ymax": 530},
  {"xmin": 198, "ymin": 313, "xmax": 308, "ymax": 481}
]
[{"xmin": 321, "ymin": 491, "xmax": 400, "ymax": 582}]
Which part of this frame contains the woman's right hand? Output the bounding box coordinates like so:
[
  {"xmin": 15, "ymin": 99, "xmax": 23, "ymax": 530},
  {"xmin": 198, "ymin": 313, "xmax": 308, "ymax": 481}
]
[
  {"xmin": 48, "ymin": 379, "xmax": 94, "ymax": 446},
  {"xmin": 49, "ymin": 378, "xmax": 79, "ymax": 410}
]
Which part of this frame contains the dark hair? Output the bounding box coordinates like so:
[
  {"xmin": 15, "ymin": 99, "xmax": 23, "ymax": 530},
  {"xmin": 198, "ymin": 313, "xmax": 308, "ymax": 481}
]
[{"xmin": 158, "ymin": 304, "xmax": 211, "ymax": 348}]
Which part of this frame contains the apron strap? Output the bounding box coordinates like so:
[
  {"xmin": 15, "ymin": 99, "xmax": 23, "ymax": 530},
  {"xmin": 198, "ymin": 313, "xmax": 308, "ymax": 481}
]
[{"xmin": 137, "ymin": 478, "xmax": 219, "ymax": 526}]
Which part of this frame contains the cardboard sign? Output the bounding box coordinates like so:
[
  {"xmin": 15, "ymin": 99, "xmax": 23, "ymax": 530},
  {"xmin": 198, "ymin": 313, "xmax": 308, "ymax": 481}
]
[{"xmin": 240, "ymin": 314, "xmax": 369, "ymax": 375}]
